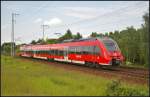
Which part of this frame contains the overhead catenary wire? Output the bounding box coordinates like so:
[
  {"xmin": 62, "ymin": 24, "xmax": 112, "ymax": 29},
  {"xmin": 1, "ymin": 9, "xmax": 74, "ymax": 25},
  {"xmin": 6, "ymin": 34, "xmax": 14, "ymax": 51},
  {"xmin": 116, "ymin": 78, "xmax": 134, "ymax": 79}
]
[
  {"xmin": 47, "ymin": 3, "xmax": 147, "ymax": 36},
  {"xmin": 47, "ymin": 1, "xmax": 146, "ymax": 30}
]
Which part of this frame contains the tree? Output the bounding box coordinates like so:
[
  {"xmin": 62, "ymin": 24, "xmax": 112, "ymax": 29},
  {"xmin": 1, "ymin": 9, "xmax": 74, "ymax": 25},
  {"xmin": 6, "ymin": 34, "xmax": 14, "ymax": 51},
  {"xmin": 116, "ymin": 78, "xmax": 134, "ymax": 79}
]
[
  {"xmin": 46, "ymin": 39, "xmax": 58, "ymax": 44},
  {"xmin": 109, "ymin": 32, "xmax": 114, "ymax": 38},
  {"xmin": 30, "ymin": 40, "xmax": 36, "ymax": 44},
  {"xmin": 90, "ymin": 32, "xmax": 99, "ymax": 37},
  {"xmin": 1, "ymin": 42, "xmax": 15, "ymax": 55},
  {"xmin": 99, "ymin": 33, "xmax": 105, "ymax": 37},
  {"xmin": 141, "ymin": 12, "xmax": 149, "ymax": 66},
  {"xmin": 65, "ymin": 29, "xmax": 73, "ymax": 39},
  {"xmin": 104, "ymin": 32, "xmax": 109, "ymax": 36},
  {"xmin": 36, "ymin": 38, "xmax": 43, "ymax": 44},
  {"xmin": 74, "ymin": 32, "xmax": 82, "ymax": 39},
  {"xmin": 58, "ymin": 29, "xmax": 73, "ymax": 41}
]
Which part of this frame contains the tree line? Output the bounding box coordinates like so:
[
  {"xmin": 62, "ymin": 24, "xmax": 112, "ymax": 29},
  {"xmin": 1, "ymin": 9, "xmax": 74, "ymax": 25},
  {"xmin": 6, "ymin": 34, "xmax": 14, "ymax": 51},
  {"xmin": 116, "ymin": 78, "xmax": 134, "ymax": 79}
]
[
  {"xmin": 1, "ymin": 12, "xmax": 149, "ymax": 67},
  {"xmin": 30, "ymin": 29, "xmax": 82, "ymax": 44}
]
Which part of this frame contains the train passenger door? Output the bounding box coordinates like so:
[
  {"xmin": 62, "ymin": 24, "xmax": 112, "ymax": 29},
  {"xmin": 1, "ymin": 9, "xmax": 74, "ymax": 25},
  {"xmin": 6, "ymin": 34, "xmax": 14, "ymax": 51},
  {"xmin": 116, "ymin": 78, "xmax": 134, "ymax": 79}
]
[
  {"xmin": 93, "ymin": 45, "xmax": 100, "ymax": 63},
  {"xmin": 64, "ymin": 47, "xmax": 70, "ymax": 62},
  {"xmin": 93, "ymin": 46, "xmax": 97, "ymax": 63}
]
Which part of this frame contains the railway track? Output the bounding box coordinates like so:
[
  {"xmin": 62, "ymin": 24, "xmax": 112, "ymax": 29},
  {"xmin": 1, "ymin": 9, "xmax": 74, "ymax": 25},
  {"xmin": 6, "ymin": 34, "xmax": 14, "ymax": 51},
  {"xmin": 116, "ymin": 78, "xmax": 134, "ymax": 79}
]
[
  {"xmin": 101, "ymin": 66, "xmax": 149, "ymax": 79},
  {"xmin": 17, "ymin": 56, "xmax": 149, "ymax": 85}
]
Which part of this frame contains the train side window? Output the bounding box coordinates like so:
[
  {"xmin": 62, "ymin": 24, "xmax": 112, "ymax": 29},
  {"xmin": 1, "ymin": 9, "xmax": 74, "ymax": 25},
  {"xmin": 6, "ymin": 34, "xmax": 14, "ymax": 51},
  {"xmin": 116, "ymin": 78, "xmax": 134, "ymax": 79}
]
[
  {"xmin": 58, "ymin": 50, "xmax": 60, "ymax": 55},
  {"xmin": 76, "ymin": 46, "xmax": 81, "ymax": 54},
  {"xmin": 54, "ymin": 50, "xmax": 56, "ymax": 55},
  {"xmin": 45, "ymin": 50, "xmax": 47, "ymax": 54},
  {"xmin": 60, "ymin": 50, "xmax": 63, "ymax": 56},
  {"xmin": 58, "ymin": 50, "xmax": 63, "ymax": 56},
  {"xmin": 55, "ymin": 49, "xmax": 58, "ymax": 55},
  {"xmin": 83, "ymin": 46, "xmax": 89, "ymax": 54},
  {"xmin": 54, "ymin": 49, "xmax": 56, "ymax": 55},
  {"xmin": 94, "ymin": 46, "xmax": 101, "ymax": 55},
  {"xmin": 68, "ymin": 47, "xmax": 71, "ymax": 54},
  {"xmin": 37, "ymin": 51, "xmax": 38, "ymax": 54},
  {"xmin": 57, "ymin": 50, "xmax": 59, "ymax": 55},
  {"xmin": 49, "ymin": 50, "xmax": 51, "ymax": 54},
  {"xmin": 87, "ymin": 46, "xmax": 92, "ymax": 55},
  {"xmin": 79, "ymin": 46, "xmax": 83, "ymax": 54},
  {"xmin": 51, "ymin": 50, "xmax": 53, "ymax": 55},
  {"xmin": 79, "ymin": 46, "xmax": 82, "ymax": 54},
  {"xmin": 53, "ymin": 50, "xmax": 55, "ymax": 55},
  {"xmin": 56, "ymin": 50, "xmax": 59, "ymax": 55},
  {"xmin": 73, "ymin": 47, "xmax": 76, "ymax": 54},
  {"xmin": 69, "ymin": 46, "xmax": 76, "ymax": 54}
]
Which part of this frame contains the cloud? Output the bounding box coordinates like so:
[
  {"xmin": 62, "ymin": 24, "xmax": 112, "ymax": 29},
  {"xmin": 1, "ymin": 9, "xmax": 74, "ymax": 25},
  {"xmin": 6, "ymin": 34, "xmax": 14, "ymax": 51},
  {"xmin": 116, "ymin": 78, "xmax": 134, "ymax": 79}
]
[
  {"xmin": 2, "ymin": 24, "xmax": 9, "ymax": 29},
  {"xmin": 44, "ymin": 17, "xmax": 62, "ymax": 26},
  {"xmin": 34, "ymin": 18, "xmax": 42, "ymax": 23},
  {"xmin": 63, "ymin": 7, "xmax": 113, "ymax": 19}
]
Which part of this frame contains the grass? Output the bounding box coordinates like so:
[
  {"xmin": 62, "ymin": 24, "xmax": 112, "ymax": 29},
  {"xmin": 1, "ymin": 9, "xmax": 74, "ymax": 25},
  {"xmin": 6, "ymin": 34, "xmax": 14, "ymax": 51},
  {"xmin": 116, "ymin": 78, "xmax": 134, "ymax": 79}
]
[
  {"xmin": 1, "ymin": 55, "xmax": 149, "ymax": 96},
  {"xmin": 122, "ymin": 61, "xmax": 149, "ymax": 69}
]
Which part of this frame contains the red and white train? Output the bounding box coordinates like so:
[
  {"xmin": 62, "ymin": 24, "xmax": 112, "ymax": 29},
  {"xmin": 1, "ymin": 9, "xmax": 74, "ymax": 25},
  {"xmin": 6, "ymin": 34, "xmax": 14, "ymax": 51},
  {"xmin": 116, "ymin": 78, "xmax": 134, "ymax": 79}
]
[{"xmin": 19, "ymin": 37, "xmax": 124, "ymax": 67}]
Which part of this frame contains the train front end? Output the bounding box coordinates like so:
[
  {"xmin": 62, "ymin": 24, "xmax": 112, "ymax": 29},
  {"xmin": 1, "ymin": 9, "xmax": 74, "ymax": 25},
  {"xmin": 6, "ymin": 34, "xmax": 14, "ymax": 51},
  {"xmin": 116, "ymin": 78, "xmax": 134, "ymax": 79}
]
[{"xmin": 100, "ymin": 37, "xmax": 124, "ymax": 66}]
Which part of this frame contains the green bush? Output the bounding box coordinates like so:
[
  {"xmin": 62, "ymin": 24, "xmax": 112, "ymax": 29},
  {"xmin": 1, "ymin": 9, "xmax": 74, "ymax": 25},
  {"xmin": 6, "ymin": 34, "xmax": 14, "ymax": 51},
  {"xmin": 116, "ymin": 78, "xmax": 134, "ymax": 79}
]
[
  {"xmin": 106, "ymin": 80, "xmax": 147, "ymax": 96},
  {"xmin": 125, "ymin": 61, "xmax": 133, "ymax": 65}
]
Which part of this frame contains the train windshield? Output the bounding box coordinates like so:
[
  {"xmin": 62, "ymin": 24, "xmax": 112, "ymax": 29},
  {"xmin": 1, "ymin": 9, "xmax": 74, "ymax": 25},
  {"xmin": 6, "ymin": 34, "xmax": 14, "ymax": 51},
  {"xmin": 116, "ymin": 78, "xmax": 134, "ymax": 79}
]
[{"xmin": 102, "ymin": 39, "xmax": 120, "ymax": 52}]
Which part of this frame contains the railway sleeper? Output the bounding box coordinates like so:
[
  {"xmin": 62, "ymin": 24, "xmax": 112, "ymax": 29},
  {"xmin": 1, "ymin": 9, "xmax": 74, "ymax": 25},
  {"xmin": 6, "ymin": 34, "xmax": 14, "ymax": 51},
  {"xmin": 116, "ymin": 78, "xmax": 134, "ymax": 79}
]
[{"xmin": 85, "ymin": 62, "xmax": 100, "ymax": 68}]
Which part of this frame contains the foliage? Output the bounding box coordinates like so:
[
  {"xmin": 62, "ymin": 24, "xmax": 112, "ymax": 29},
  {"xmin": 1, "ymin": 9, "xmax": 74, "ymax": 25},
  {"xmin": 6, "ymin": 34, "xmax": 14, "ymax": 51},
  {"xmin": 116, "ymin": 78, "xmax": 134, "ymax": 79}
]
[
  {"xmin": 90, "ymin": 32, "xmax": 105, "ymax": 38},
  {"xmin": 74, "ymin": 32, "xmax": 82, "ymax": 39},
  {"xmin": 106, "ymin": 80, "xmax": 148, "ymax": 96},
  {"xmin": 58, "ymin": 29, "xmax": 73, "ymax": 42},
  {"xmin": 30, "ymin": 40, "xmax": 36, "ymax": 44},
  {"xmin": 90, "ymin": 32, "xmax": 99, "ymax": 37},
  {"xmin": 1, "ymin": 42, "xmax": 15, "ymax": 55},
  {"xmin": 46, "ymin": 39, "xmax": 58, "ymax": 44}
]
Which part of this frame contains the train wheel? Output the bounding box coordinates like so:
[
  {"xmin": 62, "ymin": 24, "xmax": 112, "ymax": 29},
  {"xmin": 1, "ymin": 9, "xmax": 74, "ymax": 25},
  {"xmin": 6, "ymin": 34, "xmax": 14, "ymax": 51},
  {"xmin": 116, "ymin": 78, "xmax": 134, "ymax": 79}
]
[
  {"xmin": 89, "ymin": 63, "xmax": 95, "ymax": 68},
  {"xmin": 95, "ymin": 64, "xmax": 100, "ymax": 68},
  {"xmin": 48, "ymin": 58, "xmax": 54, "ymax": 62},
  {"xmin": 85, "ymin": 62, "xmax": 90, "ymax": 67}
]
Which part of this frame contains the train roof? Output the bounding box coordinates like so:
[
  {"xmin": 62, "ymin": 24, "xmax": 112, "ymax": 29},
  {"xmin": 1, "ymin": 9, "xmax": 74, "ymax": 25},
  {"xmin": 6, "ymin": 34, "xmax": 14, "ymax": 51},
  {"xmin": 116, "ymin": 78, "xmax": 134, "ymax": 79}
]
[
  {"xmin": 20, "ymin": 36, "xmax": 118, "ymax": 51},
  {"xmin": 61, "ymin": 38, "xmax": 96, "ymax": 43},
  {"xmin": 21, "ymin": 36, "xmax": 114, "ymax": 47},
  {"xmin": 61, "ymin": 36, "xmax": 114, "ymax": 43}
]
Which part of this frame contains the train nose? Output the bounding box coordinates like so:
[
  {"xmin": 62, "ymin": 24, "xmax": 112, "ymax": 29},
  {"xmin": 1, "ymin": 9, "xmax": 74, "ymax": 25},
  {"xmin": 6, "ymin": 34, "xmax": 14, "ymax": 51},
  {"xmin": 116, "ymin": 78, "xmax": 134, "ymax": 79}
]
[{"xmin": 108, "ymin": 51, "xmax": 122, "ymax": 66}]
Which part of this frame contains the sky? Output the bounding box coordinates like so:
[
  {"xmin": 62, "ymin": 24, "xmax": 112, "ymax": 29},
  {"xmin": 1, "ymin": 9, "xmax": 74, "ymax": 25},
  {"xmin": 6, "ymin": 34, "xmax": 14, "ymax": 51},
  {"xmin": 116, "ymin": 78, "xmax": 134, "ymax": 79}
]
[{"xmin": 1, "ymin": 1, "xmax": 149, "ymax": 45}]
